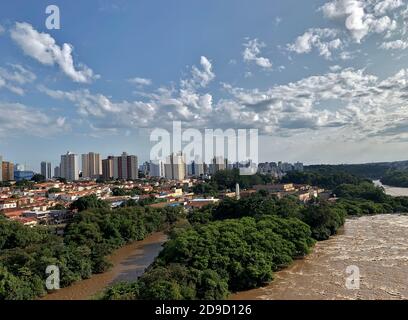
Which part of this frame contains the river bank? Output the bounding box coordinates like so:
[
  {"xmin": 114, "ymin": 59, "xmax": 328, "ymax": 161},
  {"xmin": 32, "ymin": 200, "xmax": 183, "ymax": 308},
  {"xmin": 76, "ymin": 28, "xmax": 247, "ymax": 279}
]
[
  {"xmin": 41, "ymin": 232, "xmax": 167, "ymax": 300},
  {"xmin": 373, "ymin": 180, "xmax": 408, "ymax": 197},
  {"xmin": 230, "ymin": 214, "xmax": 408, "ymax": 300},
  {"xmin": 231, "ymin": 182, "xmax": 408, "ymax": 300}
]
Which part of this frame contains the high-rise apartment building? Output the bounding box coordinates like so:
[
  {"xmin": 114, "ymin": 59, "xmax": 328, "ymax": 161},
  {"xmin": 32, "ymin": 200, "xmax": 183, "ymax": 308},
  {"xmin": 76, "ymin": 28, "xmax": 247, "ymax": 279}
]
[
  {"xmin": 81, "ymin": 152, "xmax": 102, "ymax": 179},
  {"xmin": 54, "ymin": 166, "xmax": 60, "ymax": 178},
  {"xmin": 102, "ymin": 156, "xmax": 114, "ymax": 180},
  {"xmin": 165, "ymin": 153, "xmax": 186, "ymax": 180},
  {"xmin": 118, "ymin": 152, "xmax": 138, "ymax": 180},
  {"xmin": 41, "ymin": 161, "xmax": 46, "ymax": 178},
  {"xmin": 2, "ymin": 161, "xmax": 14, "ymax": 181},
  {"xmin": 210, "ymin": 156, "xmax": 226, "ymax": 174},
  {"xmin": 150, "ymin": 160, "xmax": 165, "ymax": 178},
  {"xmin": 41, "ymin": 161, "xmax": 52, "ymax": 180},
  {"xmin": 48, "ymin": 162, "xmax": 52, "ymax": 180},
  {"xmin": 0, "ymin": 155, "xmax": 2, "ymax": 182},
  {"xmin": 101, "ymin": 153, "xmax": 138, "ymax": 180},
  {"xmin": 60, "ymin": 152, "xmax": 79, "ymax": 181},
  {"xmin": 187, "ymin": 160, "xmax": 204, "ymax": 177}
]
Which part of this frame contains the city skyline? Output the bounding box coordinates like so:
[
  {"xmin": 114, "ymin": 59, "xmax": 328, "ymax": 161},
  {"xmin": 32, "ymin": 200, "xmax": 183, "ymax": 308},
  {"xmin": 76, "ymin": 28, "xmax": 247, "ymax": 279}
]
[
  {"xmin": 2, "ymin": 1, "xmax": 408, "ymax": 168},
  {"xmin": 1, "ymin": 149, "xmax": 307, "ymax": 182}
]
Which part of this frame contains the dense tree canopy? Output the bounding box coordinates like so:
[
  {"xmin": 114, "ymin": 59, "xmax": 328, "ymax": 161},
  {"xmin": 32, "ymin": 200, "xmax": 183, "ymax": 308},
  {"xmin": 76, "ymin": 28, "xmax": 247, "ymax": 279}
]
[
  {"xmin": 381, "ymin": 170, "xmax": 408, "ymax": 188},
  {"xmin": 0, "ymin": 204, "xmax": 184, "ymax": 300},
  {"xmin": 281, "ymin": 171, "xmax": 367, "ymax": 189},
  {"xmin": 103, "ymin": 214, "xmax": 314, "ymax": 300},
  {"xmin": 70, "ymin": 195, "xmax": 110, "ymax": 212}
]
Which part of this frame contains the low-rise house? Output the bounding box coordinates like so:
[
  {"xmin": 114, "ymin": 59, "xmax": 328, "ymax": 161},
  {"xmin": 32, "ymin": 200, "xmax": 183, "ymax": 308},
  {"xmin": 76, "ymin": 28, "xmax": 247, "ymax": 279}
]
[
  {"xmin": 0, "ymin": 199, "xmax": 17, "ymax": 210},
  {"xmin": 2, "ymin": 209, "xmax": 24, "ymax": 219}
]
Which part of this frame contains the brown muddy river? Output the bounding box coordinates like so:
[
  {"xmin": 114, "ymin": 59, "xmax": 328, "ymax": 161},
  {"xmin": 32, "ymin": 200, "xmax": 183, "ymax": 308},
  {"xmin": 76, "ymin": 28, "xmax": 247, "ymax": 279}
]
[
  {"xmin": 41, "ymin": 232, "xmax": 167, "ymax": 300},
  {"xmin": 231, "ymin": 214, "xmax": 408, "ymax": 300},
  {"xmin": 231, "ymin": 182, "xmax": 408, "ymax": 300}
]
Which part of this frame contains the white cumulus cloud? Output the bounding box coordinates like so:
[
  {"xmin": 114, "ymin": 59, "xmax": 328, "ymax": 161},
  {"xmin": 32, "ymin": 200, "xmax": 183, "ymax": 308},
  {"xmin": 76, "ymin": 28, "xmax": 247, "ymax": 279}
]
[
  {"xmin": 287, "ymin": 28, "xmax": 343, "ymax": 59},
  {"xmin": 243, "ymin": 38, "xmax": 273, "ymax": 69},
  {"xmin": 320, "ymin": 0, "xmax": 398, "ymax": 42},
  {"xmin": 10, "ymin": 22, "xmax": 99, "ymax": 83},
  {"xmin": 380, "ymin": 39, "xmax": 408, "ymax": 49}
]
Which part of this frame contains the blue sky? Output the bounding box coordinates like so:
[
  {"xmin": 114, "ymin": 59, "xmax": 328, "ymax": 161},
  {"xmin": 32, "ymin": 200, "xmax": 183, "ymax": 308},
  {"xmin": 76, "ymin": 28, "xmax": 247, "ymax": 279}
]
[{"xmin": 2, "ymin": 0, "xmax": 408, "ymax": 171}]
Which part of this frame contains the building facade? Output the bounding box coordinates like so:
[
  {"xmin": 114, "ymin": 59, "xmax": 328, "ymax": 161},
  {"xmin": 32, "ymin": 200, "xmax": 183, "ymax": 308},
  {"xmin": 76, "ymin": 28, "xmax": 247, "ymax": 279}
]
[
  {"xmin": 150, "ymin": 160, "xmax": 165, "ymax": 178},
  {"xmin": 14, "ymin": 170, "xmax": 35, "ymax": 182},
  {"xmin": 81, "ymin": 152, "xmax": 102, "ymax": 179},
  {"xmin": 0, "ymin": 155, "xmax": 2, "ymax": 182},
  {"xmin": 102, "ymin": 156, "xmax": 114, "ymax": 180},
  {"xmin": 54, "ymin": 166, "xmax": 60, "ymax": 178},
  {"xmin": 165, "ymin": 153, "xmax": 186, "ymax": 180},
  {"xmin": 60, "ymin": 152, "xmax": 79, "ymax": 181},
  {"xmin": 2, "ymin": 161, "xmax": 14, "ymax": 181},
  {"xmin": 102, "ymin": 153, "xmax": 138, "ymax": 180},
  {"xmin": 40, "ymin": 161, "xmax": 52, "ymax": 180}
]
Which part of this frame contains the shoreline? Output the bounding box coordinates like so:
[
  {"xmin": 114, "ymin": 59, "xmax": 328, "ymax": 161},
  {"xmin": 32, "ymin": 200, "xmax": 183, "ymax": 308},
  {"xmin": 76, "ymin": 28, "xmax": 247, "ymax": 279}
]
[
  {"xmin": 40, "ymin": 231, "xmax": 167, "ymax": 300},
  {"xmin": 230, "ymin": 214, "xmax": 408, "ymax": 300}
]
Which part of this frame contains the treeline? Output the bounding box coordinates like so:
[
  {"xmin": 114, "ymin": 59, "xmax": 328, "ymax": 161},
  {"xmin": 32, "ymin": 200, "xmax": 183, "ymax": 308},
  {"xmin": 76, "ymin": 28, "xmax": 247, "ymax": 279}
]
[
  {"xmin": 188, "ymin": 193, "xmax": 346, "ymax": 241},
  {"xmin": 0, "ymin": 204, "xmax": 184, "ymax": 300},
  {"xmin": 333, "ymin": 181, "xmax": 408, "ymax": 214},
  {"xmin": 305, "ymin": 163, "xmax": 391, "ymax": 179},
  {"xmin": 380, "ymin": 170, "xmax": 408, "ymax": 188},
  {"xmin": 281, "ymin": 171, "xmax": 368, "ymax": 189}
]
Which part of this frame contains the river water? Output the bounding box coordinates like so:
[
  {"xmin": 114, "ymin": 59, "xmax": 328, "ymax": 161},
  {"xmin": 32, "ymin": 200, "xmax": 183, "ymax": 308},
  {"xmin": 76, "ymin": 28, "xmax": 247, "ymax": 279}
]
[
  {"xmin": 41, "ymin": 232, "xmax": 167, "ymax": 300},
  {"xmin": 231, "ymin": 182, "xmax": 408, "ymax": 300},
  {"xmin": 373, "ymin": 180, "xmax": 408, "ymax": 197}
]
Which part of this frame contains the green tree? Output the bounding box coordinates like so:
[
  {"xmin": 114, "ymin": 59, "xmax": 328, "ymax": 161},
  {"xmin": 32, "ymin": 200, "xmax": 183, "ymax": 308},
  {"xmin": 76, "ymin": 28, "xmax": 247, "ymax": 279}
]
[{"xmin": 70, "ymin": 195, "xmax": 109, "ymax": 212}]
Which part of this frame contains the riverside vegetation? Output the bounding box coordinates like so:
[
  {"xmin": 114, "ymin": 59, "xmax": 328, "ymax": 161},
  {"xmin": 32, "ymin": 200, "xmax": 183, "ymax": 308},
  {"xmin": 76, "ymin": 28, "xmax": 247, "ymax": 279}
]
[
  {"xmin": 101, "ymin": 172, "xmax": 408, "ymax": 300},
  {"xmin": 0, "ymin": 194, "xmax": 185, "ymax": 300}
]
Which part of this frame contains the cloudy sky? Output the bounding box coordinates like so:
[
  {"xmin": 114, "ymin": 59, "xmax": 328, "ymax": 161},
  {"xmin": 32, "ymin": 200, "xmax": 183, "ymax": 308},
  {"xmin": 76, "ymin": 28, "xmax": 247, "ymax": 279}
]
[{"xmin": 2, "ymin": 0, "xmax": 408, "ymax": 170}]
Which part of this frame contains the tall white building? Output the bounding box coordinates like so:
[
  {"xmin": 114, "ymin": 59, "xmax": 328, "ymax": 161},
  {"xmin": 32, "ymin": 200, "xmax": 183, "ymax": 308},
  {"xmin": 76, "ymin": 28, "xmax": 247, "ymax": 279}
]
[
  {"xmin": 81, "ymin": 152, "xmax": 102, "ymax": 179},
  {"xmin": 60, "ymin": 152, "xmax": 79, "ymax": 181},
  {"xmin": 165, "ymin": 153, "xmax": 186, "ymax": 180}
]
